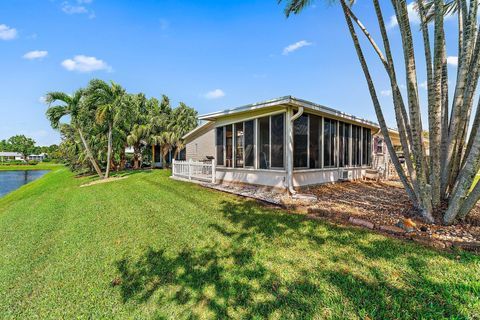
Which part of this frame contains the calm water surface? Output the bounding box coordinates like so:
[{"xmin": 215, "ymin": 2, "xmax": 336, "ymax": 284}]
[{"xmin": 0, "ymin": 170, "xmax": 49, "ymax": 197}]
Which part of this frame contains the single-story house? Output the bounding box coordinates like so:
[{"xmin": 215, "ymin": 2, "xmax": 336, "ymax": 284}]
[
  {"xmin": 27, "ymin": 153, "xmax": 47, "ymax": 161},
  {"xmin": 0, "ymin": 152, "xmax": 25, "ymax": 161},
  {"xmin": 181, "ymin": 96, "xmax": 401, "ymax": 190}
]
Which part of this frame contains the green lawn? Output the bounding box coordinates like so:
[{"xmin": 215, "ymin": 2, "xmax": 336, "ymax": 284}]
[
  {"xmin": 0, "ymin": 163, "xmax": 63, "ymax": 171},
  {"xmin": 0, "ymin": 168, "xmax": 479, "ymax": 319}
]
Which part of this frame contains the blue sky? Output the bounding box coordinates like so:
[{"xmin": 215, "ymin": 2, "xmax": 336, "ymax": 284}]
[{"xmin": 0, "ymin": 0, "xmax": 461, "ymax": 146}]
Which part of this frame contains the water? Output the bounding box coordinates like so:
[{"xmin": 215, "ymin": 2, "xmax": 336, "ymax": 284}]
[{"xmin": 0, "ymin": 170, "xmax": 49, "ymax": 197}]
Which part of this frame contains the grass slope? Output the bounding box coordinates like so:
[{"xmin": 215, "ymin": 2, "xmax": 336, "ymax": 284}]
[
  {"xmin": 0, "ymin": 169, "xmax": 479, "ymax": 319},
  {"xmin": 0, "ymin": 163, "xmax": 64, "ymax": 171}
]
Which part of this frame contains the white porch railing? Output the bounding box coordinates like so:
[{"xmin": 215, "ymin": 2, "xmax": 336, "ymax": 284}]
[{"xmin": 172, "ymin": 159, "xmax": 216, "ymax": 183}]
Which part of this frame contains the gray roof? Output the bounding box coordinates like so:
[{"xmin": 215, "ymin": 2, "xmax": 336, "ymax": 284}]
[
  {"xmin": 198, "ymin": 96, "xmax": 379, "ymax": 127},
  {"xmin": 0, "ymin": 152, "xmax": 23, "ymax": 157}
]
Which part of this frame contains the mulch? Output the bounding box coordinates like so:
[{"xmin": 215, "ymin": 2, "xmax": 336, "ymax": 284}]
[{"xmin": 300, "ymin": 180, "xmax": 480, "ymax": 253}]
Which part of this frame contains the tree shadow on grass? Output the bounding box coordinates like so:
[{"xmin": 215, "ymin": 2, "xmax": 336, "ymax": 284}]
[{"xmin": 114, "ymin": 199, "xmax": 479, "ymax": 319}]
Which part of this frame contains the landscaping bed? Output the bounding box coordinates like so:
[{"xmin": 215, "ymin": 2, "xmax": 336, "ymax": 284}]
[{"xmin": 303, "ymin": 180, "xmax": 480, "ymax": 252}]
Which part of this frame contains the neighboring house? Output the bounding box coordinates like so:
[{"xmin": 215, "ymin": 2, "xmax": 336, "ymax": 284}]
[
  {"xmin": 181, "ymin": 96, "xmax": 402, "ymax": 190},
  {"xmin": 27, "ymin": 153, "xmax": 47, "ymax": 161},
  {"xmin": 0, "ymin": 152, "xmax": 25, "ymax": 161}
]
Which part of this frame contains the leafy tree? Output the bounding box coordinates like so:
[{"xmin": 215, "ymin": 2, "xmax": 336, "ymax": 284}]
[
  {"xmin": 280, "ymin": 0, "xmax": 480, "ymax": 224},
  {"xmin": 5, "ymin": 135, "xmax": 36, "ymax": 159}
]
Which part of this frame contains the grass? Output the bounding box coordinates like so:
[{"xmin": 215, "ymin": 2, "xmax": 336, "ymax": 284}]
[
  {"xmin": 0, "ymin": 163, "xmax": 63, "ymax": 171},
  {"xmin": 0, "ymin": 169, "xmax": 479, "ymax": 319}
]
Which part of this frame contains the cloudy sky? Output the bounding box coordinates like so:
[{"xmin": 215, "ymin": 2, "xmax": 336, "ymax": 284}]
[{"xmin": 0, "ymin": 0, "xmax": 462, "ymax": 145}]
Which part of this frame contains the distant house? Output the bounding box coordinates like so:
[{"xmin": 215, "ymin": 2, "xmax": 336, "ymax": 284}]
[
  {"xmin": 178, "ymin": 96, "xmax": 400, "ymax": 189},
  {"xmin": 0, "ymin": 152, "xmax": 25, "ymax": 162},
  {"xmin": 27, "ymin": 153, "xmax": 47, "ymax": 161}
]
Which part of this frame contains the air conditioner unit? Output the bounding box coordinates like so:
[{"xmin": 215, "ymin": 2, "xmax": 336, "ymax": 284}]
[{"xmin": 339, "ymin": 169, "xmax": 354, "ymax": 181}]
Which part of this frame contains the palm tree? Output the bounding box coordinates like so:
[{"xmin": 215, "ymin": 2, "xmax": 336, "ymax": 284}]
[
  {"xmin": 45, "ymin": 89, "xmax": 103, "ymax": 178},
  {"xmin": 86, "ymin": 79, "xmax": 126, "ymax": 179},
  {"xmin": 168, "ymin": 102, "xmax": 198, "ymax": 159},
  {"xmin": 280, "ymin": 0, "xmax": 480, "ymax": 224}
]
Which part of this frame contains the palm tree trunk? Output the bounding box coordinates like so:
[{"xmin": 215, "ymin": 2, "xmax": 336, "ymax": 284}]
[
  {"xmin": 105, "ymin": 123, "xmax": 113, "ymax": 179},
  {"xmin": 428, "ymin": 0, "xmax": 445, "ymax": 206},
  {"xmin": 392, "ymin": 0, "xmax": 432, "ymax": 217},
  {"xmin": 339, "ymin": 0, "xmax": 422, "ymax": 216},
  {"xmin": 77, "ymin": 128, "xmax": 103, "ymax": 178}
]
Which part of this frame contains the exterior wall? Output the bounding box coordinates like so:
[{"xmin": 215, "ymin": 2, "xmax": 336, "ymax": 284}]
[
  {"xmin": 293, "ymin": 168, "xmax": 365, "ymax": 187},
  {"xmin": 216, "ymin": 168, "xmax": 286, "ymax": 189},
  {"xmin": 186, "ymin": 128, "xmax": 215, "ymax": 161}
]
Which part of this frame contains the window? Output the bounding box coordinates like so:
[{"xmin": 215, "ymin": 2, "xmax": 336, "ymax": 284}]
[
  {"xmin": 363, "ymin": 127, "xmax": 372, "ymax": 166},
  {"xmin": 244, "ymin": 120, "xmax": 255, "ymax": 167},
  {"xmin": 375, "ymin": 137, "xmax": 384, "ymax": 154},
  {"xmin": 258, "ymin": 117, "xmax": 270, "ymax": 169},
  {"xmin": 216, "ymin": 127, "xmax": 224, "ymax": 166},
  {"xmin": 339, "ymin": 122, "xmax": 351, "ymax": 167},
  {"xmin": 235, "ymin": 122, "xmax": 244, "ymax": 167},
  {"xmin": 271, "ymin": 114, "xmax": 285, "ymax": 168},
  {"xmin": 352, "ymin": 125, "xmax": 362, "ymax": 166},
  {"xmin": 323, "ymin": 118, "xmax": 337, "ymax": 167},
  {"xmin": 294, "ymin": 114, "xmax": 308, "ymax": 168},
  {"xmin": 309, "ymin": 115, "xmax": 321, "ymax": 169},
  {"xmin": 225, "ymin": 124, "xmax": 233, "ymax": 167}
]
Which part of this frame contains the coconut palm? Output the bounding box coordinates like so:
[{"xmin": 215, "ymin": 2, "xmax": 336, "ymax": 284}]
[
  {"xmin": 45, "ymin": 89, "xmax": 103, "ymax": 178},
  {"xmin": 86, "ymin": 79, "xmax": 126, "ymax": 179},
  {"xmin": 280, "ymin": 0, "xmax": 480, "ymax": 224}
]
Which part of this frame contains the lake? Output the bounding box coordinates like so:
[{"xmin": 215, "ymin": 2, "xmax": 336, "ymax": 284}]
[{"xmin": 0, "ymin": 170, "xmax": 49, "ymax": 197}]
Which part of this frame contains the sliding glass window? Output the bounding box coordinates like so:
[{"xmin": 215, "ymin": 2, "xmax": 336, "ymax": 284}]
[
  {"xmin": 216, "ymin": 127, "xmax": 224, "ymax": 166},
  {"xmin": 244, "ymin": 120, "xmax": 255, "ymax": 167},
  {"xmin": 258, "ymin": 117, "xmax": 270, "ymax": 169},
  {"xmin": 323, "ymin": 118, "xmax": 337, "ymax": 167},
  {"xmin": 225, "ymin": 124, "xmax": 233, "ymax": 167},
  {"xmin": 309, "ymin": 115, "xmax": 321, "ymax": 169},
  {"xmin": 271, "ymin": 114, "xmax": 285, "ymax": 168},
  {"xmin": 235, "ymin": 122, "xmax": 244, "ymax": 168},
  {"xmin": 294, "ymin": 114, "xmax": 308, "ymax": 168}
]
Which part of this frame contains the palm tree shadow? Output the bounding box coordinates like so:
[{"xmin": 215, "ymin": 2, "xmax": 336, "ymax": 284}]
[{"xmin": 114, "ymin": 199, "xmax": 479, "ymax": 318}]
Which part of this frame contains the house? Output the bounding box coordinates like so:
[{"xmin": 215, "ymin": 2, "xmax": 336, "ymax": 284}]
[
  {"xmin": 180, "ymin": 96, "xmax": 401, "ymax": 190},
  {"xmin": 0, "ymin": 152, "xmax": 25, "ymax": 161},
  {"xmin": 27, "ymin": 153, "xmax": 47, "ymax": 161}
]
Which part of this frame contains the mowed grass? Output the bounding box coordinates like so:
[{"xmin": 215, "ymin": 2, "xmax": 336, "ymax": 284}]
[
  {"xmin": 0, "ymin": 168, "xmax": 479, "ymax": 319},
  {"xmin": 0, "ymin": 163, "xmax": 63, "ymax": 171}
]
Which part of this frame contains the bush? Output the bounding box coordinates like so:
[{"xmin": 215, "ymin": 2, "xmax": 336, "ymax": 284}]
[{"xmin": 0, "ymin": 160, "xmax": 27, "ymax": 166}]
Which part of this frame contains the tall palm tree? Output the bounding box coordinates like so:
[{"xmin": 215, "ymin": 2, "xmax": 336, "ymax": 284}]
[
  {"xmin": 279, "ymin": 0, "xmax": 480, "ymax": 224},
  {"xmin": 168, "ymin": 102, "xmax": 198, "ymax": 159},
  {"xmin": 86, "ymin": 79, "xmax": 126, "ymax": 178},
  {"xmin": 45, "ymin": 89, "xmax": 103, "ymax": 178}
]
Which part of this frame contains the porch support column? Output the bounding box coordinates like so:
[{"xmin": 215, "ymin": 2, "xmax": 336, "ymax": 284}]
[{"xmin": 286, "ymin": 107, "xmax": 294, "ymax": 193}]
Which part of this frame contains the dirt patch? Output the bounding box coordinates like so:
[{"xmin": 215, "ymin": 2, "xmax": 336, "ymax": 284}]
[{"xmin": 80, "ymin": 176, "xmax": 128, "ymax": 187}]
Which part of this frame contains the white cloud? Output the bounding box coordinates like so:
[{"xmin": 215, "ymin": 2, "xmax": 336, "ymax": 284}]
[
  {"xmin": 447, "ymin": 56, "xmax": 458, "ymax": 66},
  {"xmin": 61, "ymin": 1, "xmax": 94, "ymax": 18},
  {"xmin": 23, "ymin": 50, "xmax": 48, "ymax": 60},
  {"xmin": 38, "ymin": 96, "xmax": 47, "ymax": 104},
  {"xmin": 204, "ymin": 89, "xmax": 225, "ymax": 99},
  {"xmin": 62, "ymin": 4, "xmax": 88, "ymax": 14},
  {"xmin": 0, "ymin": 24, "xmax": 17, "ymax": 40},
  {"xmin": 282, "ymin": 40, "xmax": 312, "ymax": 55},
  {"xmin": 61, "ymin": 55, "xmax": 112, "ymax": 73},
  {"xmin": 387, "ymin": 2, "xmax": 420, "ymax": 30},
  {"xmin": 380, "ymin": 89, "xmax": 392, "ymax": 97}
]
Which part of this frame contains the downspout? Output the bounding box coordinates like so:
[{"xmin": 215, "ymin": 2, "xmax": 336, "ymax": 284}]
[{"xmin": 287, "ymin": 106, "xmax": 304, "ymax": 195}]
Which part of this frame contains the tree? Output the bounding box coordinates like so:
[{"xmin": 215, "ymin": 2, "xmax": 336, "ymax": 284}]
[
  {"xmin": 280, "ymin": 0, "xmax": 480, "ymax": 224},
  {"xmin": 6, "ymin": 135, "xmax": 36, "ymax": 159},
  {"xmin": 168, "ymin": 102, "xmax": 198, "ymax": 159},
  {"xmin": 45, "ymin": 90, "xmax": 104, "ymax": 178},
  {"xmin": 85, "ymin": 79, "xmax": 126, "ymax": 179}
]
